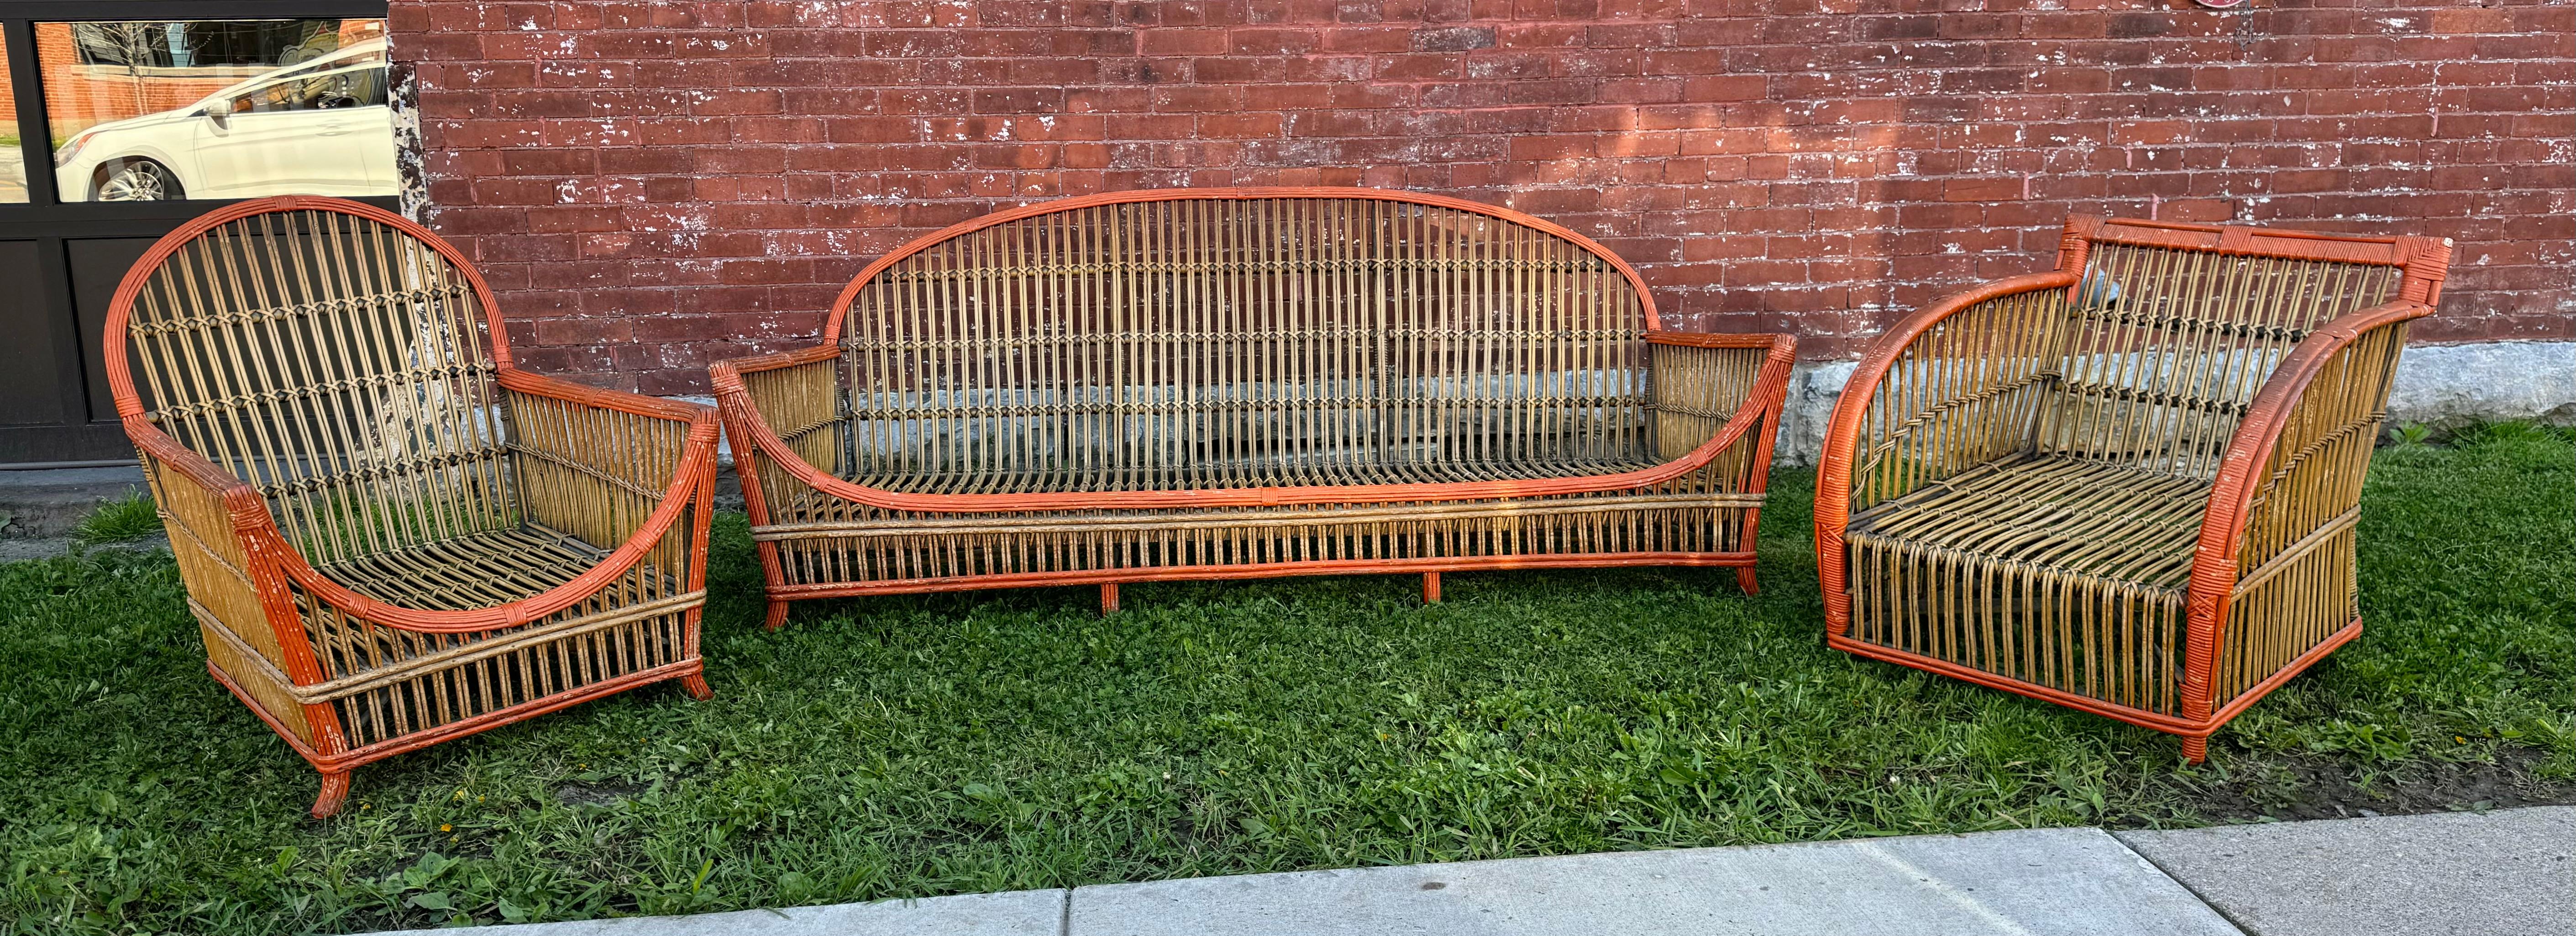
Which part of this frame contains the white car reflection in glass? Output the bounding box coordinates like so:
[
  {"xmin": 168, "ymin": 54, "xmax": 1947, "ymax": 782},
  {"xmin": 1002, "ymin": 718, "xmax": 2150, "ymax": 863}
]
[{"xmin": 53, "ymin": 39, "xmax": 393, "ymax": 201}]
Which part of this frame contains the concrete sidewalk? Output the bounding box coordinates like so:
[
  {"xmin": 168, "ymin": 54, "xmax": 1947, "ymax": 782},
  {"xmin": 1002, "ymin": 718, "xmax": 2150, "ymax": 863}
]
[{"xmin": 373, "ymin": 806, "xmax": 2575, "ymax": 936}]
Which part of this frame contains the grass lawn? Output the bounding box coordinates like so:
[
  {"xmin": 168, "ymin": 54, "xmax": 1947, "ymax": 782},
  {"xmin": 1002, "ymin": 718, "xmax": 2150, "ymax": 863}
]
[{"xmin": 4, "ymin": 426, "xmax": 2571, "ymax": 934}]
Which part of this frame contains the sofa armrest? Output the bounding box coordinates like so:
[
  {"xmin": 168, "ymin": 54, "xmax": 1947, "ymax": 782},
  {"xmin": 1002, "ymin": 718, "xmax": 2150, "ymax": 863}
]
[
  {"xmin": 1646, "ymin": 332, "xmax": 1797, "ymax": 491},
  {"xmin": 709, "ymin": 346, "xmax": 842, "ymax": 530}
]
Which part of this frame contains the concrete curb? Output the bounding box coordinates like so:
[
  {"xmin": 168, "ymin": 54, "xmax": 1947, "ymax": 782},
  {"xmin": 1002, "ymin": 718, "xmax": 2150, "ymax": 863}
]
[
  {"xmin": 363, "ymin": 806, "xmax": 2576, "ymax": 936},
  {"xmin": 2118, "ymin": 806, "xmax": 2576, "ymax": 936}
]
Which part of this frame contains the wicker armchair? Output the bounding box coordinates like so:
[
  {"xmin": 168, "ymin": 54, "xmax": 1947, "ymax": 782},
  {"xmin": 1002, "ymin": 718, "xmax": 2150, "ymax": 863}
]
[
  {"xmin": 106, "ymin": 197, "xmax": 720, "ymax": 817},
  {"xmin": 1817, "ymin": 216, "xmax": 2450, "ymax": 760},
  {"xmin": 714, "ymin": 188, "xmax": 1794, "ymax": 622}
]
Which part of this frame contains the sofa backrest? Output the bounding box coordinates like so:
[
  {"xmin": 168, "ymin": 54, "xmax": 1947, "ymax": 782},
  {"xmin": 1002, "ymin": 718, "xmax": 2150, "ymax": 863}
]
[
  {"xmin": 2033, "ymin": 216, "xmax": 2450, "ymax": 480},
  {"xmin": 823, "ymin": 188, "xmax": 1661, "ymax": 485}
]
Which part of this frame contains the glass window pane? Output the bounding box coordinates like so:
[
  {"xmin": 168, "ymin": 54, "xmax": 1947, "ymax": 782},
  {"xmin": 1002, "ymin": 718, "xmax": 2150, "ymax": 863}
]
[
  {"xmin": 37, "ymin": 19, "xmax": 393, "ymax": 203},
  {"xmin": 0, "ymin": 30, "xmax": 27, "ymax": 203}
]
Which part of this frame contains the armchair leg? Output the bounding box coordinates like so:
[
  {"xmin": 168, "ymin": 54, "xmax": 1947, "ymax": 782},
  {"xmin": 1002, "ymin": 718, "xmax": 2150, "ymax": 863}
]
[
  {"xmin": 681, "ymin": 673, "xmax": 714, "ymax": 700},
  {"xmin": 311, "ymin": 770, "xmax": 352, "ymax": 819},
  {"xmin": 1101, "ymin": 583, "xmax": 1119, "ymax": 615},
  {"xmin": 2182, "ymin": 736, "xmax": 2209, "ymax": 763},
  {"xmin": 1736, "ymin": 568, "xmax": 1760, "ymax": 596},
  {"xmin": 763, "ymin": 600, "xmax": 790, "ymax": 631},
  {"xmin": 1422, "ymin": 572, "xmax": 1442, "ymax": 604}
]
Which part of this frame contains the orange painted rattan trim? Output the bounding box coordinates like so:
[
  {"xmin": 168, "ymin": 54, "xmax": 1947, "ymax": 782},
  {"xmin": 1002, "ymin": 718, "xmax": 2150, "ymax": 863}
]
[
  {"xmin": 103, "ymin": 196, "xmax": 723, "ymax": 635},
  {"xmin": 209, "ymin": 656, "xmax": 706, "ymax": 773},
  {"xmin": 1825, "ymin": 617, "xmax": 2361, "ymax": 739}
]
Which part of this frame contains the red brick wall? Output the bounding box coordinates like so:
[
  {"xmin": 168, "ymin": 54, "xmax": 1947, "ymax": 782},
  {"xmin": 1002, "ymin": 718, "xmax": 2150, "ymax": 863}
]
[{"xmin": 394, "ymin": 0, "xmax": 2576, "ymax": 395}]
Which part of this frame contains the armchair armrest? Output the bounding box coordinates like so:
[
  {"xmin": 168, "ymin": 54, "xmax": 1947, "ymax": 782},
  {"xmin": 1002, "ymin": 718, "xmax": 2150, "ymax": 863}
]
[
  {"xmin": 1815, "ymin": 270, "xmax": 2079, "ymax": 631},
  {"xmin": 2182, "ymin": 299, "xmax": 2430, "ymax": 714},
  {"xmin": 128, "ymin": 419, "xmax": 333, "ymax": 685},
  {"xmin": 499, "ymin": 368, "xmax": 720, "ymax": 548}
]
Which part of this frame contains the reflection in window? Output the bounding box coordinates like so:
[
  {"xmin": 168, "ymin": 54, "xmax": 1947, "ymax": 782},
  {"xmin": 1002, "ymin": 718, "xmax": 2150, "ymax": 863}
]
[
  {"xmin": 38, "ymin": 19, "xmax": 393, "ymax": 203},
  {"xmin": 0, "ymin": 31, "xmax": 26, "ymax": 203}
]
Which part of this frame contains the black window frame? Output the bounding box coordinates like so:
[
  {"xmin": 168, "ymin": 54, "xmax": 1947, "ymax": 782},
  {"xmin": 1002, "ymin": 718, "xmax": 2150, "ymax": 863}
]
[
  {"xmin": 0, "ymin": 0, "xmax": 395, "ymax": 466},
  {"xmin": 1, "ymin": 0, "xmax": 397, "ymax": 230}
]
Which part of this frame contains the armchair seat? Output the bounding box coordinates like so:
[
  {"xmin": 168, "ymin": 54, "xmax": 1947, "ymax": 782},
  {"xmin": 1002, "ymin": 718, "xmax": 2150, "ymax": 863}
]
[
  {"xmin": 314, "ymin": 526, "xmax": 623, "ymax": 610},
  {"xmin": 1847, "ymin": 456, "xmax": 2210, "ymax": 594}
]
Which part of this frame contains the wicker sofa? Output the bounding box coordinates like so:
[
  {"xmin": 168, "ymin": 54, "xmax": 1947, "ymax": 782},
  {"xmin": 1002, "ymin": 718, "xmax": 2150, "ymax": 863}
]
[
  {"xmin": 714, "ymin": 188, "xmax": 1795, "ymax": 622},
  {"xmin": 1815, "ymin": 216, "xmax": 2451, "ymax": 760}
]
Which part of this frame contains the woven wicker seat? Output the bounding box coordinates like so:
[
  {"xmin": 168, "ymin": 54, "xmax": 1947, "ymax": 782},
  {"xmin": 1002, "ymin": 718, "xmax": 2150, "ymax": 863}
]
[
  {"xmin": 314, "ymin": 527, "xmax": 620, "ymax": 608},
  {"xmin": 714, "ymin": 188, "xmax": 1795, "ymax": 620},
  {"xmin": 1851, "ymin": 457, "xmax": 2211, "ymax": 589},
  {"xmin": 1817, "ymin": 216, "xmax": 2451, "ymax": 760},
  {"xmin": 107, "ymin": 196, "xmax": 721, "ymax": 817}
]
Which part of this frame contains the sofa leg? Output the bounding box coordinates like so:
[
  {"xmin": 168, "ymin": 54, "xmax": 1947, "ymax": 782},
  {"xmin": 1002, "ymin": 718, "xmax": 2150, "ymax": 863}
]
[
  {"xmin": 1736, "ymin": 567, "xmax": 1759, "ymax": 596},
  {"xmin": 2182, "ymin": 736, "xmax": 2208, "ymax": 763},
  {"xmin": 1101, "ymin": 583, "xmax": 1119, "ymax": 615},
  {"xmin": 1422, "ymin": 572, "xmax": 1442, "ymax": 604},
  {"xmin": 311, "ymin": 770, "xmax": 352, "ymax": 819},
  {"xmin": 763, "ymin": 600, "xmax": 790, "ymax": 631},
  {"xmin": 681, "ymin": 672, "xmax": 714, "ymax": 700}
]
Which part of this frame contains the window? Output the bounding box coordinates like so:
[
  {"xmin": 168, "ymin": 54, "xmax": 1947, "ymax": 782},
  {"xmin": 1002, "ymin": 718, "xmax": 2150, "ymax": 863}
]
[
  {"xmin": 37, "ymin": 18, "xmax": 393, "ymax": 202},
  {"xmin": 0, "ymin": 29, "xmax": 24, "ymax": 203}
]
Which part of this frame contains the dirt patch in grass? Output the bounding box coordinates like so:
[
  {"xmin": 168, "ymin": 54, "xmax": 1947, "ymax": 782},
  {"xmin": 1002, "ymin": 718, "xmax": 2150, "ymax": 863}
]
[
  {"xmin": 554, "ymin": 781, "xmax": 643, "ymax": 808},
  {"xmin": 2183, "ymin": 746, "xmax": 2576, "ymax": 823}
]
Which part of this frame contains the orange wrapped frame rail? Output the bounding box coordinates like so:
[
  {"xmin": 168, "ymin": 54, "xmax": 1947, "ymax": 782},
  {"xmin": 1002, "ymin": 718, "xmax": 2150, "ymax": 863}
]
[
  {"xmin": 106, "ymin": 196, "xmax": 721, "ymax": 817},
  {"xmin": 1814, "ymin": 215, "xmax": 2450, "ymax": 760},
  {"xmin": 713, "ymin": 187, "xmax": 1795, "ymax": 624}
]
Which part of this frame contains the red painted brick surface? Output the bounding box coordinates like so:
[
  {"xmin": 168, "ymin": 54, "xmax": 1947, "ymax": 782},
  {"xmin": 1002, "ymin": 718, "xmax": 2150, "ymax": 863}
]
[{"xmin": 394, "ymin": 0, "xmax": 2576, "ymax": 394}]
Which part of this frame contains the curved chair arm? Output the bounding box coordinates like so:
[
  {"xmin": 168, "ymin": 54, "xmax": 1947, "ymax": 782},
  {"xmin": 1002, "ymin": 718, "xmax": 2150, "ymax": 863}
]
[
  {"xmin": 499, "ymin": 368, "xmax": 722, "ymax": 547},
  {"xmin": 712, "ymin": 335, "xmax": 1798, "ymax": 515},
  {"xmin": 1815, "ymin": 270, "xmax": 2080, "ymax": 631},
  {"xmin": 2181, "ymin": 299, "xmax": 2431, "ymax": 719},
  {"xmin": 222, "ymin": 372, "xmax": 719, "ymax": 636},
  {"xmin": 709, "ymin": 346, "xmax": 843, "ymax": 531},
  {"xmin": 128, "ymin": 421, "xmax": 338, "ymax": 685}
]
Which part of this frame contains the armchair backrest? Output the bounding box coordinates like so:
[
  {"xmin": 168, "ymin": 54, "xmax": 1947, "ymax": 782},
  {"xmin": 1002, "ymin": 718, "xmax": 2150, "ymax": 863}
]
[
  {"xmin": 821, "ymin": 188, "xmax": 1661, "ymax": 484},
  {"xmin": 2034, "ymin": 216, "xmax": 2450, "ymax": 479},
  {"xmin": 105, "ymin": 197, "xmax": 516, "ymax": 563}
]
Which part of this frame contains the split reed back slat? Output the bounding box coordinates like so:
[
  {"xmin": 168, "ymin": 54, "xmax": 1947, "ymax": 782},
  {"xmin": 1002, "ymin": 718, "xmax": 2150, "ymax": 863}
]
[
  {"xmin": 109, "ymin": 196, "xmax": 719, "ymax": 818},
  {"xmin": 1819, "ymin": 215, "xmax": 2448, "ymax": 760},
  {"xmin": 834, "ymin": 195, "xmax": 1655, "ymax": 491},
  {"xmin": 119, "ymin": 207, "xmax": 512, "ymax": 565}
]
